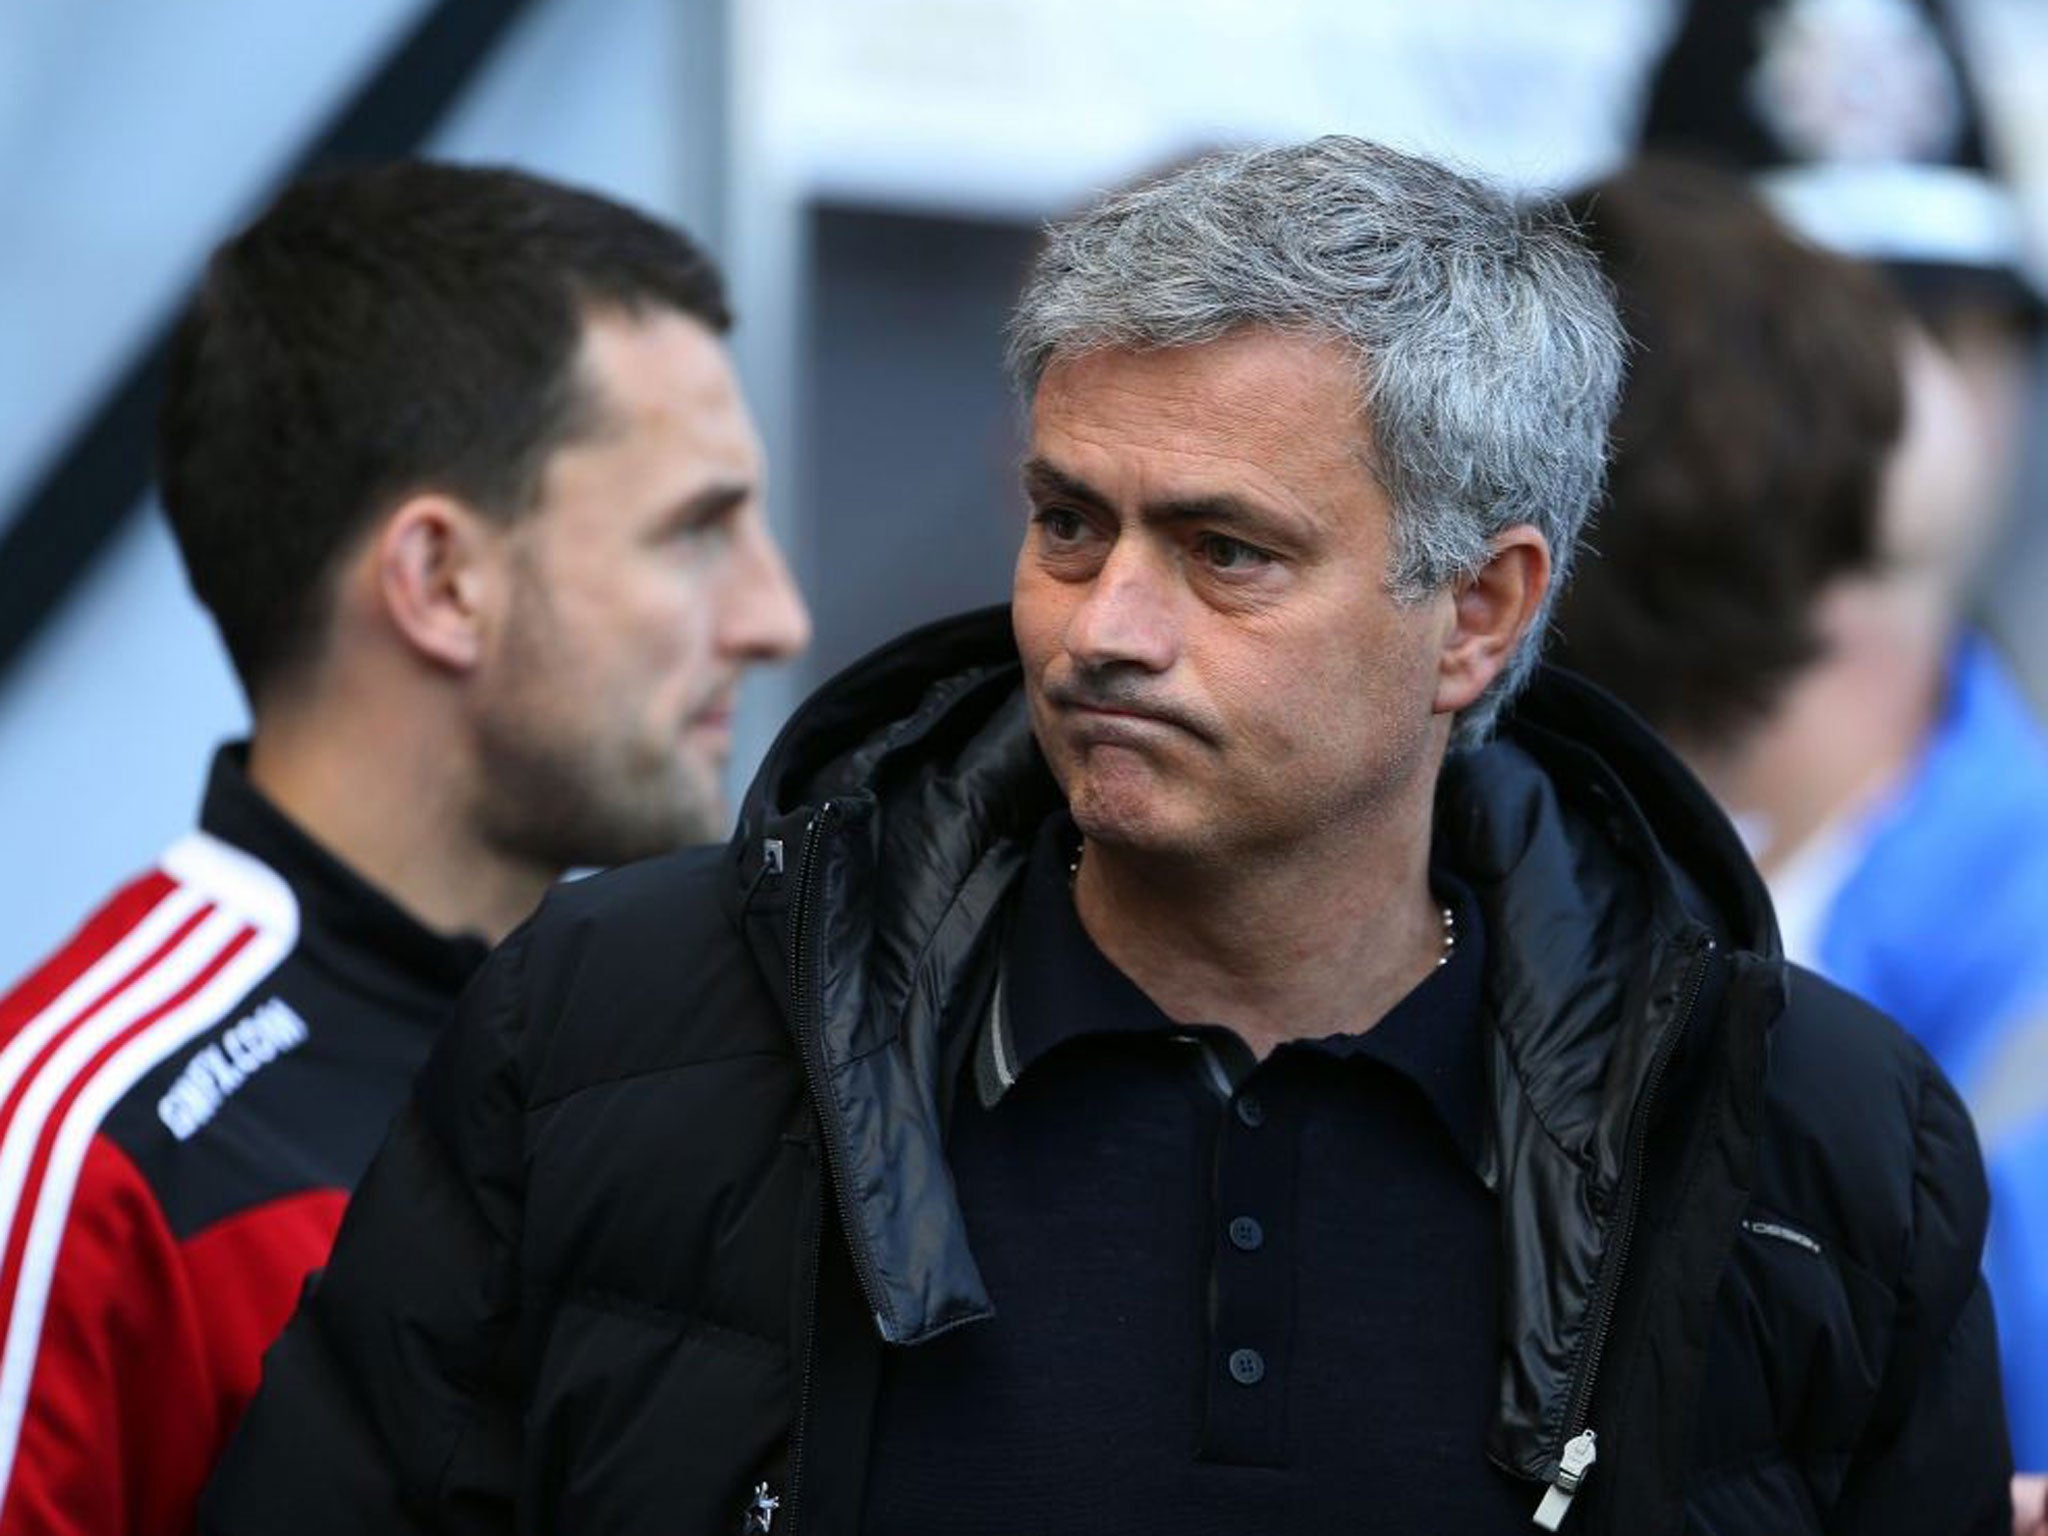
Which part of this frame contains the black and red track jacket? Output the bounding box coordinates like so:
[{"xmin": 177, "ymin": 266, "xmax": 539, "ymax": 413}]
[{"xmin": 0, "ymin": 748, "xmax": 484, "ymax": 1535}]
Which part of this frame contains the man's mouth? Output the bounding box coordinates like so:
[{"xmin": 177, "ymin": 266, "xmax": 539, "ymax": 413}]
[
  {"xmin": 1045, "ymin": 684, "xmax": 1213, "ymax": 744},
  {"xmin": 686, "ymin": 691, "xmax": 738, "ymax": 734}
]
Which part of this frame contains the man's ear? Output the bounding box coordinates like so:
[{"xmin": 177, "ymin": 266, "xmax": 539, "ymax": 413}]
[
  {"xmin": 1434, "ymin": 525, "xmax": 1552, "ymax": 717},
  {"xmin": 371, "ymin": 494, "xmax": 506, "ymax": 674}
]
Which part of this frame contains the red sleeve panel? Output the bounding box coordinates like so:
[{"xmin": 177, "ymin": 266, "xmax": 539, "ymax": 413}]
[
  {"xmin": 0, "ymin": 1138, "xmax": 343, "ymax": 1536},
  {"xmin": 0, "ymin": 1138, "xmax": 213, "ymax": 1536},
  {"xmin": 0, "ymin": 852, "xmax": 310, "ymax": 1536},
  {"xmin": 176, "ymin": 1188, "xmax": 348, "ymax": 1428},
  {"xmin": 0, "ymin": 826, "xmax": 446, "ymax": 1536}
]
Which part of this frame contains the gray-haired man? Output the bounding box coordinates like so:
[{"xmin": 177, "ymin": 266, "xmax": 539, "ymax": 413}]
[{"xmin": 204, "ymin": 137, "xmax": 2009, "ymax": 1536}]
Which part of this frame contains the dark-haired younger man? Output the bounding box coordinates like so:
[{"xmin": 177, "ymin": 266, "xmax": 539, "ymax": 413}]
[{"xmin": 0, "ymin": 161, "xmax": 807, "ymax": 1534}]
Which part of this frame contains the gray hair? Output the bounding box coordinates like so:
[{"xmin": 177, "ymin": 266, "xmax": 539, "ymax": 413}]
[{"xmin": 1008, "ymin": 135, "xmax": 1624, "ymax": 745}]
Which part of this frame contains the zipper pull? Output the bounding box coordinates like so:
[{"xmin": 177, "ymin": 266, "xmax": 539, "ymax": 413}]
[
  {"xmin": 1532, "ymin": 1430, "xmax": 1598, "ymax": 1530},
  {"xmin": 743, "ymin": 1480, "xmax": 781, "ymax": 1533}
]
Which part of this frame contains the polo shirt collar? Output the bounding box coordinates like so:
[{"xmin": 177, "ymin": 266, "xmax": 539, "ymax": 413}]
[{"xmin": 978, "ymin": 813, "xmax": 1491, "ymax": 1175}]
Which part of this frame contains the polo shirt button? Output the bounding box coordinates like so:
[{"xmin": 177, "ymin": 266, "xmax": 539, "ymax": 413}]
[
  {"xmin": 1228, "ymin": 1216, "xmax": 1264, "ymax": 1251},
  {"xmin": 1227, "ymin": 1347, "xmax": 1266, "ymax": 1386},
  {"xmin": 1234, "ymin": 1094, "xmax": 1266, "ymax": 1128}
]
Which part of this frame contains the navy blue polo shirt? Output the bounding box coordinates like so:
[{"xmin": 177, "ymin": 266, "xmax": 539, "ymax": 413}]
[{"xmin": 860, "ymin": 817, "xmax": 1536, "ymax": 1534}]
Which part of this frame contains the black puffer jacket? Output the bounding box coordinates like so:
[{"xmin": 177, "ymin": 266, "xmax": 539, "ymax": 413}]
[{"xmin": 202, "ymin": 608, "xmax": 2011, "ymax": 1535}]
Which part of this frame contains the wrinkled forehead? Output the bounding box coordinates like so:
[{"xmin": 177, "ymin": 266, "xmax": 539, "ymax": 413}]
[{"xmin": 1027, "ymin": 332, "xmax": 1383, "ymax": 500}]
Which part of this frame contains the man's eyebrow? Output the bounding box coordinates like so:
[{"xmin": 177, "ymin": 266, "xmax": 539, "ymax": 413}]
[
  {"xmin": 1021, "ymin": 457, "xmax": 1108, "ymax": 511},
  {"xmin": 1145, "ymin": 493, "xmax": 1282, "ymax": 533},
  {"xmin": 1022, "ymin": 456, "xmax": 1286, "ymax": 534}
]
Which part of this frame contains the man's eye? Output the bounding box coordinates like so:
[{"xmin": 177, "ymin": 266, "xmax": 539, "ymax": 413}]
[
  {"xmin": 656, "ymin": 504, "xmax": 740, "ymax": 550},
  {"xmin": 1034, "ymin": 507, "xmax": 1089, "ymax": 543},
  {"xmin": 1197, "ymin": 533, "xmax": 1273, "ymax": 571}
]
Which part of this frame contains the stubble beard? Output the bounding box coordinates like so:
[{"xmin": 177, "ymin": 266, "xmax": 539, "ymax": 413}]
[
  {"xmin": 473, "ymin": 713, "xmax": 729, "ymax": 874},
  {"xmin": 477, "ymin": 562, "xmax": 730, "ymax": 873}
]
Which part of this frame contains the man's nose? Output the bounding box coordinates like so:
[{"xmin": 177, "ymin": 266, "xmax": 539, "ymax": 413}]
[
  {"xmin": 1064, "ymin": 541, "xmax": 1178, "ymax": 674},
  {"xmin": 722, "ymin": 519, "xmax": 811, "ymax": 663}
]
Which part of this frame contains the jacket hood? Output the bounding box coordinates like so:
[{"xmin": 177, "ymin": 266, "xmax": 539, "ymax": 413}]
[
  {"xmin": 731, "ymin": 609, "xmax": 1057, "ymax": 1347},
  {"xmin": 740, "ymin": 608, "xmax": 1046, "ymax": 841},
  {"xmin": 731, "ymin": 604, "xmax": 1784, "ymax": 1479}
]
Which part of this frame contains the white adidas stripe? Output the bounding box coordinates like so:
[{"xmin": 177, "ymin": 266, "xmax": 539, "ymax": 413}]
[
  {"xmin": 0, "ymin": 830, "xmax": 299, "ymax": 1508},
  {"xmin": 0, "ymin": 922, "xmax": 297, "ymax": 1492},
  {"xmin": 0, "ymin": 905, "xmax": 237, "ymax": 1296},
  {"xmin": 0, "ymin": 886, "xmax": 210, "ymax": 1145},
  {"xmin": 161, "ymin": 831, "xmax": 299, "ymax": 938}
]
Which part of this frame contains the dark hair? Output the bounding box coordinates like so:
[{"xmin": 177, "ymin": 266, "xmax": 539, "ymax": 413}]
[
  {"xmin": 1547, "ymin": 157, "xmax": 1905, "ymax": 746},
  {"xmin": 157, "ymin": 159, "xmax": 730, "ymax": 703}
]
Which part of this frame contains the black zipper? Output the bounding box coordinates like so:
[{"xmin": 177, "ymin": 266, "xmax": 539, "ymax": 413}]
[
  {"xmin": 1537, "ymin": 929, "xmax": 1717, "ymax": 1524},
  {"xmin": 781, "ymin": 801, "xmax": 892, "ymax": 1534},
  {"xmin": 781, "ymin": 1176, "xmax": 825, "ymax": 1536}
]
